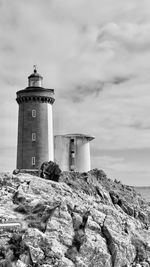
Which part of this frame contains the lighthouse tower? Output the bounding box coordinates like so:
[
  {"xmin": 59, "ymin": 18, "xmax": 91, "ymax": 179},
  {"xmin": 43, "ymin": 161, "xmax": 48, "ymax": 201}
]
[{"xmin": 16, "ymin": 67, "xmax": 55, "ymax": 171}]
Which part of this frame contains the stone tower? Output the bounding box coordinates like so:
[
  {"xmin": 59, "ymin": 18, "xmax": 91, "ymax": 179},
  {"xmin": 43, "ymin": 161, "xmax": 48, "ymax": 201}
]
[{"xmin": 16, "ymin": 67, "xmax": 55, "ymax": 171}]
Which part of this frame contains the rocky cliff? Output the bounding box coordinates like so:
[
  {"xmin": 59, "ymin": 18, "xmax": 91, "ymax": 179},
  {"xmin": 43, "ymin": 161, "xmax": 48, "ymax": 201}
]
[{"xmin": 0, "ymin": 170, "xmax": 150, "ymax": 267}]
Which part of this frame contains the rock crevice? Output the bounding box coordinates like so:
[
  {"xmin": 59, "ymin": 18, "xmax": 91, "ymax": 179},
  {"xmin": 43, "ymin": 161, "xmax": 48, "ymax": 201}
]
[{"xmin": 101, "ymin": 216, "xmax": 116, "ymax": 267}]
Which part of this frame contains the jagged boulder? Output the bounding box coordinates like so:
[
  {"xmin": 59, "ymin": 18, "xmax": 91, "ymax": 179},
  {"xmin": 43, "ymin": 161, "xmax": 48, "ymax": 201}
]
[
  {"xmin": 0, "ymin": 233, "xmax": 32, "ymax": 267},
  {"xmin": 27, "ymin": 202, "xmax": 61, "ymax": 232},
  {"xmin": 40, "ymin": 161, "xmax": 61, "ymax": 182},
  {"xmin": 22, "ymin": 228, "xmax": 47, "ymax": 264}
]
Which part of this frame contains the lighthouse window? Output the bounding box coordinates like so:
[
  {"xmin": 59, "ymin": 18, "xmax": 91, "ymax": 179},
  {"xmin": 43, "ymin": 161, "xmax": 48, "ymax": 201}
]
[
  {"xmin": 70, "ymin": 165, "xmax": 74, "ymax": 171},
  {"xmin": 71, "ymin": 151, "xmax": 75, "ymax": 158},
  {"xmin": 32, "ymin": 133, "xmax": 36, "ymax": 141},
  {"xmin": 32, "ymin": 109, "xmax": 36, "ymax": 117},
  {"xmin": 32, "ymin": 157, "xmax": 36, "ymax": 166}
]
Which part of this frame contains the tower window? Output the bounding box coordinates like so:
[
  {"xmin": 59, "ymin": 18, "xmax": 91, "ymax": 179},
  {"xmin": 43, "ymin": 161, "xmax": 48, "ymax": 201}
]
[
  {"xmin": 70, "ymin": 138, "xmax": 74, "ymax": 150},
  {"xmin": 70, "ymin": 165, "xmax": 75, "ymax": 171},
  {"xmin": 32, "ymin": 157, "xmax": 35, "ymax": 166},
  {"xmin": 71, "ymin": 151, "xmax": 75, "ymax": 158},
  {"xmin": 32, "ymin": 109, "xmax": 36, "ymax": 117},
  {"xmin": 32, "ymin": 133, "xmax": 36, "ymax": 141}
]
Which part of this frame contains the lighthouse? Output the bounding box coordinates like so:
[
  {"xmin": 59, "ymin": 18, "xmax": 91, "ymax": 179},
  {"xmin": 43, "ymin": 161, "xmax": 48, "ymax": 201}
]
[{"xmin": 16, "ymin": 67, "xmax": 55, "ymax": 171}]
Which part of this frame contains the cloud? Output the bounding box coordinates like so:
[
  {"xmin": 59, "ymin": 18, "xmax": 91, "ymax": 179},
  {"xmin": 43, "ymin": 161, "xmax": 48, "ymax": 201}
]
[
  {"xmin": 97, "ymin": 22, "xmax": 150, "ymax": 52},
  {"xmin": 129, "ymin": 121, "xmax": 150, "ymax": 130},
  {"xmin": 61, "ymin": 80, "xmax": 104, "ymax": 102},
  {"xmin": 61, "ymin": 74, "xmax": 133, "ymax": 103},
  {"xmin": 1, "ymin": 0, "xmax": 150, "ymax": 184},
  {"xmin": 48, "ymin": 0, "xmax": 150, "ymax": 26},
  {"xmin": 111, "ymin": 75, "xmax": 133, "ymax": 85}
]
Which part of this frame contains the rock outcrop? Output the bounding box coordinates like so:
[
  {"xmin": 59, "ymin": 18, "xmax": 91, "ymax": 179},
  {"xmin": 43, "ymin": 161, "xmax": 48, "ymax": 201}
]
[
  {"xmin": 0, "ymin": 170, "xmax": 150, "ymax": 266},
  {"xmin": 40, "ymin": 161, "xmax": 61, "ymax": 182}
]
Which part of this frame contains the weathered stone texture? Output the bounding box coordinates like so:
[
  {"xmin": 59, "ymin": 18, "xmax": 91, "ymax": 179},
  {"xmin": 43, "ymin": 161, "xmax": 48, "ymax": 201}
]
[{"xmin": 0, "ymin": 170, "xmax": 150, "ymax": 266}]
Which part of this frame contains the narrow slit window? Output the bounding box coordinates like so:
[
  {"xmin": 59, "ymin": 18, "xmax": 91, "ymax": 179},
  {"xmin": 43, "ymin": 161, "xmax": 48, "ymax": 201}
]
[
  {"xmin": 32, "ymin": 133, "xmax": 36, "ymax": 141},
  {"xmin": 32, "ymin": 157, "xmax": 35, "ymax": 166},
  {"xmin": 70, "ymin": 138, "xmax": 74, "ymax": 150},
  {"xmin": 32, "ymin": 109, "xmax": 36, "ymax": 118}
]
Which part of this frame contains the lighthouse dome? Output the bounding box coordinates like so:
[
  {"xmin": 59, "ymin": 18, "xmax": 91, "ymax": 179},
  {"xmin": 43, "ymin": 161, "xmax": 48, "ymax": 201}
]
[{"xmin": 28, "ymin": 66, "xmax": 43, "ymax": 87}]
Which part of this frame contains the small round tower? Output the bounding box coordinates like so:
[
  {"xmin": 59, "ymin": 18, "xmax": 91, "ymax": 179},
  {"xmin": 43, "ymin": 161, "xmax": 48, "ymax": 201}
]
[
  {"xmin": 54, "ymin": 134, "xmax": 95, "ymax": 172},
  {"xmin": 16, "ymin": 67, "xmax": 55, "ymax": 171}
]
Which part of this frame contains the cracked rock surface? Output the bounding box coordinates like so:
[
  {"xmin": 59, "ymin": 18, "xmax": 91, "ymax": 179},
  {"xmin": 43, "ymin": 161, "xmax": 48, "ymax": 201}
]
[{"xmin": 0, "ymin": 170, "xmax": 150, "ymax": 266}]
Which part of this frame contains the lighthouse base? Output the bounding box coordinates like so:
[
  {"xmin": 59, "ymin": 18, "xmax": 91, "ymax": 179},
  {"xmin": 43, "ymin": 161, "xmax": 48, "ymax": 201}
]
[{"xmin": 13, "ymin": 169, "xmax": 39, "ymax": 176}]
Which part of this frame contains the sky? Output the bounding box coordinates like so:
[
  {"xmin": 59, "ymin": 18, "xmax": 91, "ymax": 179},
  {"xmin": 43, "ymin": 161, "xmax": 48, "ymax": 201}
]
[{"xmin": 0, "ymin": 0, "xmax": 150, "ymax": 186}]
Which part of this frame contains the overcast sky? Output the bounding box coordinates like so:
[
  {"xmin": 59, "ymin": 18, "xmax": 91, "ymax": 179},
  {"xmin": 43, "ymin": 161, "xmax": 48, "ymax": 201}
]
[{"xmin": 1, "ymin": 0, "xmax": 150, "ymax": 185}]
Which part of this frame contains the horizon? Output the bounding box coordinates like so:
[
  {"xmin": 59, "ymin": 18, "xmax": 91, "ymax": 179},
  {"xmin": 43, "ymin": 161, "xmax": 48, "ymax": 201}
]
[{"xmin": 1, "ymin": 0, "xmax": 150, "ymax": 186}]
